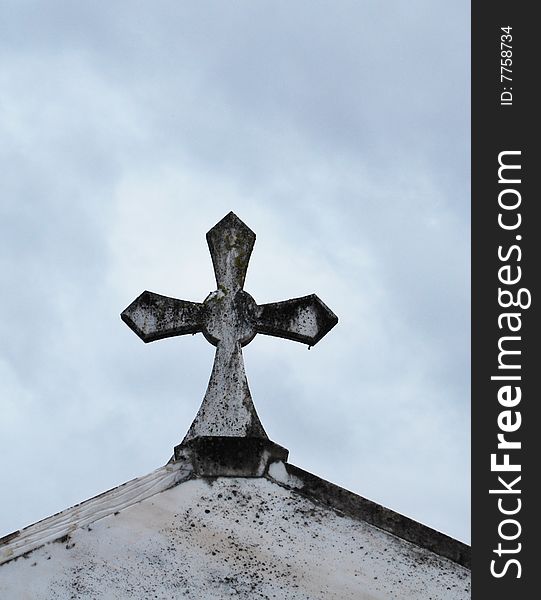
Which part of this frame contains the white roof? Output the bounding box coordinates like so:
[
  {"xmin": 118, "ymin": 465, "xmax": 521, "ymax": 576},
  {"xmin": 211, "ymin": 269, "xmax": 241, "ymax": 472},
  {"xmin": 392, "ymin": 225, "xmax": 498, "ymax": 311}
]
[{"xmin": 0, "ymin": 459, "xmax": 470, "ymax": 600}]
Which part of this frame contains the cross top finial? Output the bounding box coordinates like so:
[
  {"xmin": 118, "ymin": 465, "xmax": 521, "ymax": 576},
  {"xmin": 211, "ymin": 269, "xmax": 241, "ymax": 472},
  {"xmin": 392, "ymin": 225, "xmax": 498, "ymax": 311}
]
[
  {"xmin": 121, "ymin": 212, "xmax": 338, "ymax": 455},
  {"xmin": 207, "ymin": 212, "xmax": 255, "ymax": 294}
]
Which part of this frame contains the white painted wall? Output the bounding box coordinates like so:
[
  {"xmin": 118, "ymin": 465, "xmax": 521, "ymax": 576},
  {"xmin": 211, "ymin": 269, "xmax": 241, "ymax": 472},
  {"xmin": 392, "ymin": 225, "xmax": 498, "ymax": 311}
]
[{"xmin": 0, "ymin": 476, "xmax": 470, "ymax": 599}]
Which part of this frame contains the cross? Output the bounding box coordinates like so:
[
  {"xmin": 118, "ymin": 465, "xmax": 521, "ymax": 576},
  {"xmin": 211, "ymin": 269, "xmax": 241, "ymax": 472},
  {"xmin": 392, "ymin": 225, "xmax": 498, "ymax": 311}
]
[{"xmin": 121, "ymin": 212, "xmax": 338, "ymax": 446}]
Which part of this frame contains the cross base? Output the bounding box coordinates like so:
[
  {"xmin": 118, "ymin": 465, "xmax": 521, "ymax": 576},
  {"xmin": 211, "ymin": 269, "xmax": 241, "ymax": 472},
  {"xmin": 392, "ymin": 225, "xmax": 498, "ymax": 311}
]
[{"xmin": 173, "ymin": 437, "xmax": 289, "ymax": 477}]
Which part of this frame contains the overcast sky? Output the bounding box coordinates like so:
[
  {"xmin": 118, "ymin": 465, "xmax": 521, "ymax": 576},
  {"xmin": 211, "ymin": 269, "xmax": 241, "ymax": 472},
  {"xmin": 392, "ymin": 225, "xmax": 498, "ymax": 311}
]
[{"xmin": 1, "ymin": 1, "xmax": 470, "ymax": 543}]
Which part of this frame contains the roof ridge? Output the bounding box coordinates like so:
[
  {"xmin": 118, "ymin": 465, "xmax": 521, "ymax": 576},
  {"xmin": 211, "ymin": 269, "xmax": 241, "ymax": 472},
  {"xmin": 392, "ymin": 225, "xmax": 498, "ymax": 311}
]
[
  {"xmin": 0, "ymin": 460, "xmax": 192, "ymax": 565},
  {"xmin": 267, "ymin": 461, "xmax": 470, "ymax": 569}
]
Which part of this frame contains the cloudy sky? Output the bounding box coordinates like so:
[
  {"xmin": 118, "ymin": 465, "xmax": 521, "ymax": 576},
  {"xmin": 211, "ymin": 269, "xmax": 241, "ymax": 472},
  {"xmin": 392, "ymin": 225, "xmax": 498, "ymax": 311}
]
[{"xmin": 1, "ymin": 1, "xmax": 470, "ymax": 543}]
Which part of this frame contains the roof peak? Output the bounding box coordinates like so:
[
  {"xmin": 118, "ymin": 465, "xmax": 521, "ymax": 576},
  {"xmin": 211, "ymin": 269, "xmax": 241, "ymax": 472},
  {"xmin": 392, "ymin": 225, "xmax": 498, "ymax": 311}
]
[{"xmin": 0, "ymin": 458, "xmax": 470, "ymax": 570}]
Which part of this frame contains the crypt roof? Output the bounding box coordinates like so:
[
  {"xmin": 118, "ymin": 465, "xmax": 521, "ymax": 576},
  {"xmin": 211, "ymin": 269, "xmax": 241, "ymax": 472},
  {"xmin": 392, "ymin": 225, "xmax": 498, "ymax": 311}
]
[{"xmin": 0, "ymin": 213, "xmax": 470, "ymax": 599}]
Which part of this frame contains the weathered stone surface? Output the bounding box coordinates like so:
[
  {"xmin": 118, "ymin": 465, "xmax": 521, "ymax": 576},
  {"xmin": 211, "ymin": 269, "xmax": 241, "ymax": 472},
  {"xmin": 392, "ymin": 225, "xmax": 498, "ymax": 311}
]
[
  {"xmin": 121, "ymin": 291, "xmax": 203, "ymax": 342},
  {"xmin": 206, "ymin": 211, "xmax": 255, "ymax": 294},
  {"xmin": 256, "ymin": 294, "xmax": 338, "ymax": 346},
  {"xmin": 176, "ymin": 437, "xmax": 289, "ymax": 478},
  {"xmin": 0, "ymin": 462, "xmax": 193, "ymax": 565},
  {"xmin": 0, "ymin": 477, "xmax": 471, "ymax": 599},
  {"xmin": 121, "ymin": 212, "xmax": 338, "ymax": 465},
  {"xmin": 268, "ymin": 462, "xmax": 471, "ymax": 569}
]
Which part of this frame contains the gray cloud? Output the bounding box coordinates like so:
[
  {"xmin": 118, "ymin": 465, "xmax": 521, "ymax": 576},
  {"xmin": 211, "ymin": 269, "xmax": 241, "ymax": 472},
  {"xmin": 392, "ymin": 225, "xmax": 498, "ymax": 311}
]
[{"xmin": 0, "ymin": 1, "xmax": 469, "ymax": 542}]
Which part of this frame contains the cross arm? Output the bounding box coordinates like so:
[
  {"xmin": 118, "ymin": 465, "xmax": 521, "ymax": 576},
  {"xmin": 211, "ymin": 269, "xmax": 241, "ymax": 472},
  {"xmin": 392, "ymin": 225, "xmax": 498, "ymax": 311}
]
[
  {"xmin": 121, "ymin": 291, "xmax": 204, "ymax": 343},
  {"xmin": 255, "ymin": 294, "xmax": 338, "ymax": 346}
]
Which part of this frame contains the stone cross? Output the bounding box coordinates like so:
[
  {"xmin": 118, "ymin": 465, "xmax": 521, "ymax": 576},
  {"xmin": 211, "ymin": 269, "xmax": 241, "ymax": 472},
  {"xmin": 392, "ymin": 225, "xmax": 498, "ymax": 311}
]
[{"xmin": 121, "ymin": 212, "xmax": 338, "ymax": 447}]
